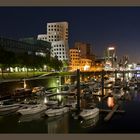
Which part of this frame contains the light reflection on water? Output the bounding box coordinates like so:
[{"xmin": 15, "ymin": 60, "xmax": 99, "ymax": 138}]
[
  {"xmin": 107, "ymin": 97, "xmax": 115, "ymax": 108},
  {"xmin": 18, "ymin": 112, "xmax": 44, "ymax": 123},
  {"xmin": 47, "ymin": 114, "xmax": 69, "ymax": 133},
  {"xmin": 80, "ymin": 114, "xmax": 99, "ymax": 128}
]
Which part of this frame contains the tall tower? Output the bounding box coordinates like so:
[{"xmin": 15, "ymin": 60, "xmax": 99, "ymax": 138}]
[
  {"xmin": 104, "ymin": 46, "xmax": 117, "ymax": 70},
  {"xmin": 37, "ymin": 22, "xmax": 69, "ymax": 62}
]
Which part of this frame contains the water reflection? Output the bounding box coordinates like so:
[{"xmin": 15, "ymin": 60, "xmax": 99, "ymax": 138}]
[
  {"xmin": 18, "ymin": 112, "xmax": 44, "ymax": 123},
  {"xmin": 46, "ymin": 114, "xmax": 69, "ymax": 133},
  {"xmin": 107, "ymin": 97, "xmax": 115, "ymax": 108},
  {"xmin": 80, "ymin": 114, "xmax": 99, "ymax": 128},
  {"xmin": 133, "ymin": 90, "xmax": 140, "ymax": 101}
]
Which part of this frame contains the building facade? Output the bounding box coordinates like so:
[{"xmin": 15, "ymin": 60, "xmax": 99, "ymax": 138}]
[
  {"xmin": 0, "ymin": 37, "xmax": 51, "ymax": 55},
  {"xmin": 104, "ymin": 46, "xmax": 117, "ymax": 70},
  {"xmin": 37, "ymin": 22, "xmax": 69, "ymax": 62},
  {"xmin": 69, "ymin": 48, "xmax": 92, "ymax": 71},
  {"xmin": 74, "ymin": 42, "xmax": 91, "ymax": 59}
]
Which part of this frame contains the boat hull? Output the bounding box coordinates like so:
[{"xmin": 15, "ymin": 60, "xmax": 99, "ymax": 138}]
[
  {"xmin": 0, "ymin": 104, "xmax": 20, "ymax": 116},
  {"xmin": 45, "ymin": 107, "xmax": 69, "ymax": 117},
  {"xmin": 17, "ymin": 105, "xmax": 47, "ymax": 115},
  {"xmin": 80, "ymin": 108, "xmax": 99, "ymax": 120}
]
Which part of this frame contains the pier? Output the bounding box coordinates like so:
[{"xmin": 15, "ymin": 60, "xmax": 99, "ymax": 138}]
[{"xmin": 104, "ymin": 104, "xmax": 120, "ymax": 121}]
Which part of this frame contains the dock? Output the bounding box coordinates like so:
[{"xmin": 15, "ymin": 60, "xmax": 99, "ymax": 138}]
[
  {"xmin": 104, "ymin": 104, "xmax": 120, "ymax": 121},
  {"xmin": 100, "ymin": 109, "xmax": 125, "ymax": 113}
]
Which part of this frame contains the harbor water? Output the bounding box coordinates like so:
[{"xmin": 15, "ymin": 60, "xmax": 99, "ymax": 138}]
[
  {"xmin": 0, "ymin": 75, "xmax": 140, "ymax": 133},
  {"xmin": 0, "ymin": 89, "xmax": 140, "ymax": 133}
]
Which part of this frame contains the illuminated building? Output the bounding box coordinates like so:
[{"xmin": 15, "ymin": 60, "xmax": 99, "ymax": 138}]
[
  {"xmin": 69, "ymin": 48, "xmax": 92, "ymax": 71},
  {"xmin": 93, "ymin": 58, "xmax": 104, "ymax": 71},
  {"xmin": 104, "ymin": 45, "xmax": 117, "ymax": 70},
  {"xmin": 37, "ymin": 22, "xmax": 69, "ymax": 62},
  {"xmin": 69, "ymin": 48, "xmax": 80, "ymax": 71},
  {"xmin": 80, "ymin": 58, "xmax": 92, "ymax": 71}
]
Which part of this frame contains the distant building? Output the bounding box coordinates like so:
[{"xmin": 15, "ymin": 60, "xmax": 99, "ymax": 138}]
[
  {"xmin": 69, "ymin": 48, "xmax": 92, "ymax": 71},
  {"xmin": 37, "ymin": 22, "xmax": 69, "ymax": 62},
  {"xmin": 74, "ymin": 42, "xmax": 91, "ymax": 59},
  {"xmin": 104, "ymin": 45, "xmax": 117, "ymax": 70},
  {"xmin": 93, "ymin": 58, "xmax": 104, "ymax": 71},
  {"xmin": 69, "ymin": 48, "xmax": 80, "ymax": 71}
]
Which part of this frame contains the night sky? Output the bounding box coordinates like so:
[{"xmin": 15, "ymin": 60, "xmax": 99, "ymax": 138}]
[{"xmin": 0, "ymin": 7, "xmax": 140, "ymax": 63}]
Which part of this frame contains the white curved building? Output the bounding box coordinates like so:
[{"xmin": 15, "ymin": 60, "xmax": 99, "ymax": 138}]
[{"xmin": 37, "ymin": 22, "xmax": 69, "ymax": 62}]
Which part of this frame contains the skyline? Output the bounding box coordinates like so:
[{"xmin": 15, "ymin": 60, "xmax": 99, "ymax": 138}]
[{"xmin": 0, "ymin": 7, "xmax": 140, "ymax": 62}]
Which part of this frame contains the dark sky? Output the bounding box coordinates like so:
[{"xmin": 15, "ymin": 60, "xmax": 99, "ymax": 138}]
[{"xmin": 0, "ymin": 7, "xmax": 140, "ymax": 62}]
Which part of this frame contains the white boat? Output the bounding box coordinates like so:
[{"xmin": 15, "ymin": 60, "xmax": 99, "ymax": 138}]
[
  {"xmin": 0, "ymin": 103, "xmax": 21, "ymax": 116},
  {"xmin": 43, "ymin": 97, "xmax": 58, "ymax": 106},
  {"xmin": 46, "ymin": 100, "xmax": 58, "ymax": 106},
  {"xmin": 79, "ymin": 108, "xmax": 99, "ymax": 120},
  {"xmin": 17, "ymin": 104, "xmax": 47, "ymax": 115},
  {"xmin": 45, "ymin": 107, "xmax": 69, "ymax": 117}
]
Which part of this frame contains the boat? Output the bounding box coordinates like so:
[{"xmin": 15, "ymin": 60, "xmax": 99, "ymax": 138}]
[
  {"xmin": 111, "ymin": 88, "xmax": 125, "ymax": 99},
  {"xmin": 43, "ymin": 97, "xmax": 58, "ymax": 107},
  {"xmin": 17, "ymin": 104, "xmax": 47, "ymax": 115},
  {"xmin": 0, "ymin": 100, "xmax": 21, "ymax": 116},
  {"xmin": 46, "ymin": 100, "xmax": 58, "ymax": 106},
  {"xmin": 79, "ymin": 107, "xmax": 99, "ymax": 120},
  {"xmin": 18, "ymin": 112, "xmax": 44, "ymax": 123},
  {"xmin": 45, "ymin": 106, "xmax": 69, "ymax": 117},
  {"xmin": 32, "ymin": 86, "xmax": 45, "ymax": 95},
  {"xmin": 65, "ymin": 100, "xmax": 77, "ymax": 110},
  {"xmin": 80, "ymin": 114, "xmax": 99, "ymax": 128},
  {"xmin": 13, "ymin": 79, "xmax": 32, "ymax": 98}
]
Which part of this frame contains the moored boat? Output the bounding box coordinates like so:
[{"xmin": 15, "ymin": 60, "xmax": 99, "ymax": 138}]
[
  {"xmin": 32, "ymin": 86, "xmax": 45, "ymax": 96},
  {"xmin": 79, "ymin": 107, "xmax": 99, "ymax": 120},
  {"xmin": 45, "ymin": 106, "xmax": 69, "ymax": 117},
  {"xmin": 17, "ymin": 104, "xmax": 47, "ymax": 115},
  {"xmin": 0, "ymin": 103, "xmax": 21, "ymax": 116}
]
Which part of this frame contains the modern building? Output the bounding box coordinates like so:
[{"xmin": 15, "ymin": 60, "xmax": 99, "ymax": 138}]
[
  {"xmin": 104, "ymin": 45, "xmax": 117, "ymax": 70},
  {"xmin": 37, "ymin": 22, "xmax": 69, "ymax": 62},
  {"xmin": 0, "ymin": 37, "xmax": 51, "ymax": 55}
]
